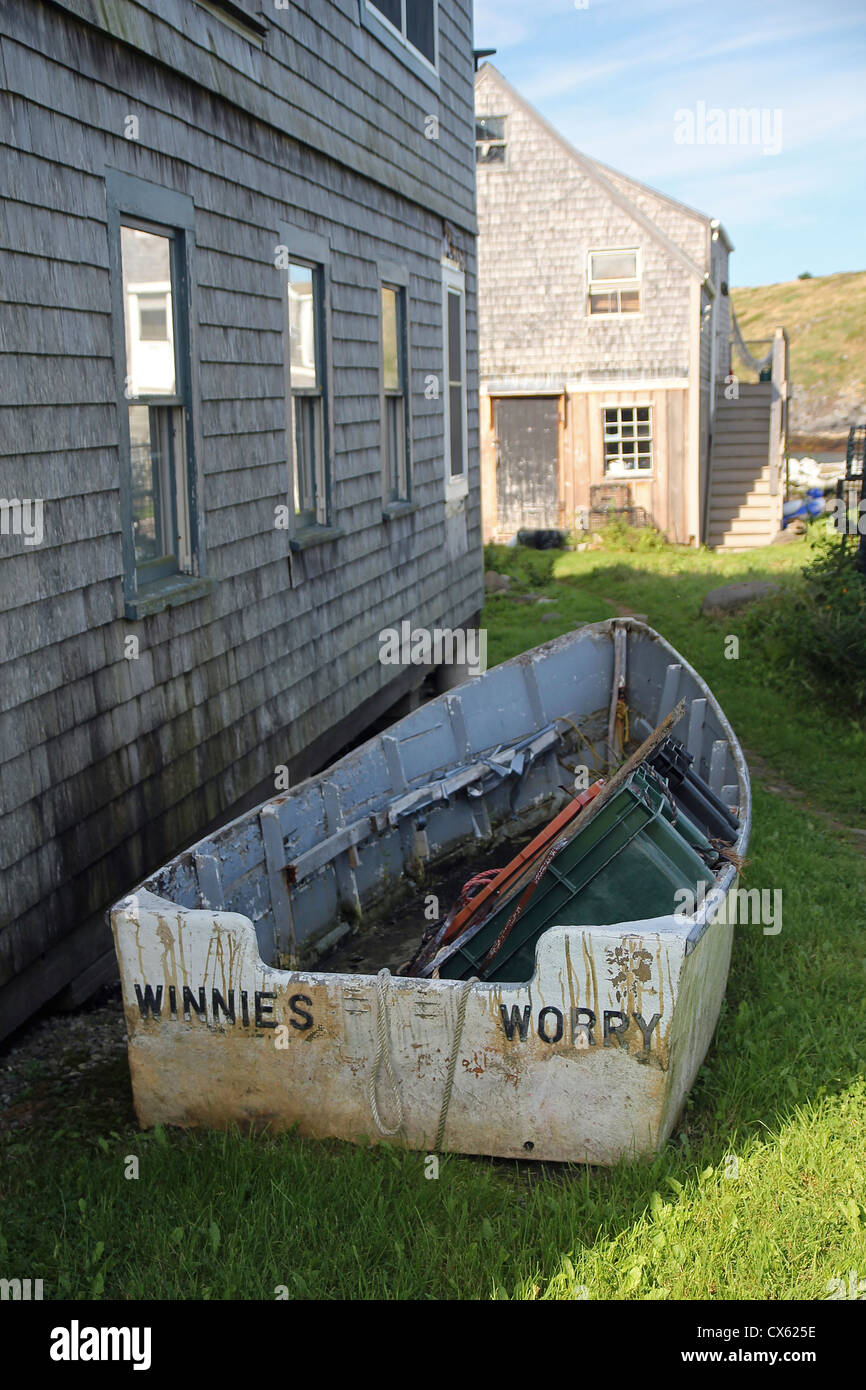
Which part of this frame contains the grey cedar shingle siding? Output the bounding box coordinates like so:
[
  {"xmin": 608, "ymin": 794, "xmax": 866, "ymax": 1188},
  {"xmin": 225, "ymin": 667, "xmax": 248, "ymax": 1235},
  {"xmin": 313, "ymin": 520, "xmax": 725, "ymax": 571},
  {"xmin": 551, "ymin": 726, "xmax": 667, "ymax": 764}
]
[
  {"xmin": 475, "ymin": 64, "xmax": 714, "ymax": 390},
  {"xmin": 475, "ymin": 64, "xmax": 737, "ymax": 544},
  {"xmin": 40, "ymin": 0, "xmax": 476, "ymax": 233},
  {"xmin": 0, "ymin": 0, "xmax": 481, "ymax": 1037}
]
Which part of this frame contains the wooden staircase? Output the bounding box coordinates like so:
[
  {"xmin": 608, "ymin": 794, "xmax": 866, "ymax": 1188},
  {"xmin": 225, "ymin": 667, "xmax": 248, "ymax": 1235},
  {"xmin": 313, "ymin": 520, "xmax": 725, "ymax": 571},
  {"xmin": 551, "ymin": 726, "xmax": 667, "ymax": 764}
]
[{"xmin": 704, "ymin": 327, "xmax": 788, "ymax": 550}]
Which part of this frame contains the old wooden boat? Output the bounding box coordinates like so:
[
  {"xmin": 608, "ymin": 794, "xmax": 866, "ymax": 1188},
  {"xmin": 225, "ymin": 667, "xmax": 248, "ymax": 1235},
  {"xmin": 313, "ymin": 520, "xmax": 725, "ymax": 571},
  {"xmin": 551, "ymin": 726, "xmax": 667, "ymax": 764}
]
[{"xmin": 110, "ymin": 619, "xmax": 751, "ymax": 1164}]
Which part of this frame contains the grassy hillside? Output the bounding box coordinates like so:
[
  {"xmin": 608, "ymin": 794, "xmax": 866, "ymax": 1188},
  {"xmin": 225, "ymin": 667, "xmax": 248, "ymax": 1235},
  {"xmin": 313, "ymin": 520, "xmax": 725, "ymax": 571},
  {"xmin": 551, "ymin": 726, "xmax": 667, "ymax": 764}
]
[{"xmin": 731, "ymin": 270, "xmax": 866, "ymax": 441}]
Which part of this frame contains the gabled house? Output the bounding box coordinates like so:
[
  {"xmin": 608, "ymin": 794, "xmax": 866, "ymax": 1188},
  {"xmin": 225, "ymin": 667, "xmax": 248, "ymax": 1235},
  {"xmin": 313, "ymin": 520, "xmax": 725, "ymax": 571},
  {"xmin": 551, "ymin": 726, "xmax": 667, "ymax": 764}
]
[
  {"xmin": 475, "ymin": 64, "xmax": 787, "ymax": 548},
  {"xmin": 0, "ymin": 0, "xmax": 480, "ymax": 1039}
]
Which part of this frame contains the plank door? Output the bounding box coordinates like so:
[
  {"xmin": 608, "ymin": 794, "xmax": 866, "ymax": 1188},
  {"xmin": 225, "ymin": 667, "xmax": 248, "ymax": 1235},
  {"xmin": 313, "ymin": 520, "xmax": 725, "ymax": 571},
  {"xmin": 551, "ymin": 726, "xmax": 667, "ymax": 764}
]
[{"xmin": 494, "ymin": 396, "xmax": 560, "ymax": 532}]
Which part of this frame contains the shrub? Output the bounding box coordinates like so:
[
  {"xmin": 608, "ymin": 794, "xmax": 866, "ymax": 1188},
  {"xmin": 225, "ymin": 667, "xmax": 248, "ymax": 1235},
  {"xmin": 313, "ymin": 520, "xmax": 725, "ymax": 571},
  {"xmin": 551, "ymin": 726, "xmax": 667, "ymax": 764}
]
[
  {"xmin": 799, "ymin": 534, "xmax": 866, "ymax": 702},
  {"xmin": 484, "ymin": 543, "xmax": 556, "ymax": 590},
  {"xmin": 595, "ymin": 519, "xmax": 670, "ymax": 552},
  {"xmin": 741, "ymin": 533, "xmax": 866, "ymax": 712}
]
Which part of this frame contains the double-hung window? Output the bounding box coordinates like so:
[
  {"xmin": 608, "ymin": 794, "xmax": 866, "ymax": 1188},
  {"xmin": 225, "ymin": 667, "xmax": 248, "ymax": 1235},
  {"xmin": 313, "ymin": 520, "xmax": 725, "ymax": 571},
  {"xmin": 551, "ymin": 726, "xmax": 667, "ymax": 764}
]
[
  {"xmin": 122, "ymin": 224, "xmax": 188, "ymax": 579},
  {"xmin": 278, "ymin": 224, "xmax": 333, "ymax": 538},
  {"xmin": 288, "ymin": 261, "xmax": 326, "ymax": 527},
  {"xmin": 588, "ymin": 248, "xmax": 641, "ymax": 316},
  {"xmin": 107, "ymin": 171, "xmax": 205, "ymax": 618},
  {"xmin": 442, "ymin": 261, "xmax": 468, "ymax": 498},
  {"xmin": 380, "ymin": 271, "xmax": 410, "ymax": 505}
]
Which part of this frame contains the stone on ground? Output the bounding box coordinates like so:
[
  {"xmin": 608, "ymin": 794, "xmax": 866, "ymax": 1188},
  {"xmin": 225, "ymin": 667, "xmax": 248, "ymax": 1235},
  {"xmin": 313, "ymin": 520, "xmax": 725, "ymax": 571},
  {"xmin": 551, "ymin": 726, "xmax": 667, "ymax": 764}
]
[
  {"xmin": 484, "ymin": 570, "xmax": 511, "ymax": 592},
  {"xmin": 701, "ymin": 581, "xmax": 780, "ymax": 615}
]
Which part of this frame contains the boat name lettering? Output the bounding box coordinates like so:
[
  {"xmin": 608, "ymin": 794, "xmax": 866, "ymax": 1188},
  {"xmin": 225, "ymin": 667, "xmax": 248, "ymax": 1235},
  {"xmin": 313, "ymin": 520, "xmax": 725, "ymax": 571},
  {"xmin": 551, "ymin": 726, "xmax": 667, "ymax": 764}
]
[
  {"xmin": 133, "ymin": 983, "xmax": 314, "ymax": 1031},
  {"xmin": 500, "ymin": 1003, "xmax": 660, "ymax": 1050}
]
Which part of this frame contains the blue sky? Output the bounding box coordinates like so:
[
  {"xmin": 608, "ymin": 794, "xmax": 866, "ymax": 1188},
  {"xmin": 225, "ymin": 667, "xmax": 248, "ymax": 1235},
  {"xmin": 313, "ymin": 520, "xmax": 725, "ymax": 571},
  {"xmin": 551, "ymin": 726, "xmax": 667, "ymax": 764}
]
[{"xmin": 472, "ymin": 0, "xmax": 866, "ymax": 286}]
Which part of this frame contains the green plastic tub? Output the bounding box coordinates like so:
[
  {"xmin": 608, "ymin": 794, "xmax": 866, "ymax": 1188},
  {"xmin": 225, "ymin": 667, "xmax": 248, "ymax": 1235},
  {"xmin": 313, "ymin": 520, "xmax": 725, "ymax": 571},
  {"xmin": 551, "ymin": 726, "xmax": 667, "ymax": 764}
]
[{"xmin": 439, "ymin": 765, "xmax": 718, "ymax": 984}]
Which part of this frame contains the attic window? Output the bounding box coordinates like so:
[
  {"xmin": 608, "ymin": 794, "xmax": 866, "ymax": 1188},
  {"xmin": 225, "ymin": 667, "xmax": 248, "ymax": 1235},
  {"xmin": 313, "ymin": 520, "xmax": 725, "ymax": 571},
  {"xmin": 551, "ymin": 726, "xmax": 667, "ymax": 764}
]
[
  {"xmin": 476, "ymin": 115, "xmax": 506, "ymax": 164},
  {"xmin": 588, "ymin": 248, "xmax": 641, "ymax": 315}
]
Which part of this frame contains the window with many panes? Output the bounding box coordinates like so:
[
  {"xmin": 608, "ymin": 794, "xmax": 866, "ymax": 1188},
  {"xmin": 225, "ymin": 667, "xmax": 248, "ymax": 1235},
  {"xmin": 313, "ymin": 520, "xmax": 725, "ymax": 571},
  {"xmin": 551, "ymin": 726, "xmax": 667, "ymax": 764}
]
[
  {"xmin": 475, "ymin": 115, "xmax": 507, "ymax": 165},
  {"xmin": 381, "ymin": 283, "xmax": 410, "ymax": 502},
  {"xmin": 588, "ymin": 248, "xmax": 641, "ymax": 316},
  {"xmin": 603, "ymin": 406, "xmax": 653, "ymax": 473},
  {"xmin": 442, "ymin": 262, "xmax": 468, "ymax": 496},
  {"xmin": 366, "ymin": 1, "xmax": 437, "ymax": 70},
  {"xmin": 287, "ymin": 260, "xmax": 327, "ymax": 528}
]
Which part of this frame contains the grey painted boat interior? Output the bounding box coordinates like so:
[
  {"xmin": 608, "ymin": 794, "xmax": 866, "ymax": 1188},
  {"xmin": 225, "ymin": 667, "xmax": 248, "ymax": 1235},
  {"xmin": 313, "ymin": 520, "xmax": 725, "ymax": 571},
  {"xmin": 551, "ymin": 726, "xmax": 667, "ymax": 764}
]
[{"xmin": 130, "ymin": 619, "xmax": 751, "ymax": 975}]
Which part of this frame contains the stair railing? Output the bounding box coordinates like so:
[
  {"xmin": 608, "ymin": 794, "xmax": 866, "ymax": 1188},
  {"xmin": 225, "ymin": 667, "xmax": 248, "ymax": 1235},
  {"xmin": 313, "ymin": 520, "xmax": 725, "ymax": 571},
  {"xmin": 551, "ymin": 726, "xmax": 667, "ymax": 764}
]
[
  {"xmin": 768, "ymin": 328, "xmax": 788, "ymax": 500},
  {"xmin": 838, "ymin": 426, "xmax": 866, "ymax": 573}
]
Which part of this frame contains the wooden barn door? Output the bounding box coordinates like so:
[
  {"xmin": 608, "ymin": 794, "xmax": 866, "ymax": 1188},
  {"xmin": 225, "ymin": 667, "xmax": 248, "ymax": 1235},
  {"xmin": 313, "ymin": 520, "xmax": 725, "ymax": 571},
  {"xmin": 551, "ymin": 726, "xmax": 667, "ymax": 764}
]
[{"xmin": 494, "ymin": 396, "xmax": 560, "ymax": 533}]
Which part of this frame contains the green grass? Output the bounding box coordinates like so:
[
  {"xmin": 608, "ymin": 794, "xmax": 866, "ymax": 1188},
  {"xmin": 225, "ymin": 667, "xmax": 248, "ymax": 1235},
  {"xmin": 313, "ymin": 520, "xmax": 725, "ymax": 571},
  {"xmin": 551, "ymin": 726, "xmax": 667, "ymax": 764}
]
[
  {"xmin": 2, "ymin": 537, "xmax": 864, "ymax": 1300},
  {"xmin": 486, "ymin": 532, "xmax": 865, "ymax": 822}
]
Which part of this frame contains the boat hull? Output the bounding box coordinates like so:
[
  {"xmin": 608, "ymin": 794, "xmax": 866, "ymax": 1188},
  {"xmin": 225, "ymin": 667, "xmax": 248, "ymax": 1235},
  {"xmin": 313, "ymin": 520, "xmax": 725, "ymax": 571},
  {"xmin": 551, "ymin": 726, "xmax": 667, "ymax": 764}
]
[
  {"xmin": 110, "ymin": 620, "xmax": 750, "ymax": 1164},
  {"xmin": 115, "ymin": 898, "xmax": 734, "ymax": 1163}
]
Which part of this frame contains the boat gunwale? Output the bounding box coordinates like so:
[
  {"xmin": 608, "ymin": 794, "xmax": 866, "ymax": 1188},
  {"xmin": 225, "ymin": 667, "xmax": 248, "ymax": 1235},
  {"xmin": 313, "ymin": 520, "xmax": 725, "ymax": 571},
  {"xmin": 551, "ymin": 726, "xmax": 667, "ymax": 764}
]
[{"xmin": 110, "ymin": 618, "xmax": 751, "ymax": 983}]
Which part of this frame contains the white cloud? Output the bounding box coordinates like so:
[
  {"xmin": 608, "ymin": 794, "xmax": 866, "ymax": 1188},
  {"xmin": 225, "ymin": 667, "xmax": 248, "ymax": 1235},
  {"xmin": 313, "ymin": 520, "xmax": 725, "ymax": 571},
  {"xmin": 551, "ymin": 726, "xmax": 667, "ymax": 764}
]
[{"xmin": 518, "ymin": 12, "xmax": 866, "ymax": 103}]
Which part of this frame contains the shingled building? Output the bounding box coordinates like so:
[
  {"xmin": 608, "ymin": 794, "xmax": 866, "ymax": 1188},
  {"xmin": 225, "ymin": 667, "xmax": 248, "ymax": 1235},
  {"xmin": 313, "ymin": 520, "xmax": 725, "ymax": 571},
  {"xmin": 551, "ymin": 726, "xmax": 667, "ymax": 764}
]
[{"xmin": 0, "ymin": 0, "xmax": 481, "ymax": 1038}]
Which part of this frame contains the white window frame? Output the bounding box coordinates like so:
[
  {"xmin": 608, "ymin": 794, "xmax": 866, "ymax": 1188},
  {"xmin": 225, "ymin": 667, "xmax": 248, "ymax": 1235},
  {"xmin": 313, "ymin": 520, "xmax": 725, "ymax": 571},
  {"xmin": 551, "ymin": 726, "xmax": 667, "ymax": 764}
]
[
  {"xmin": 442, "ymin": 260, "xmax": 468, "ymax": 501},
  {"xmin": 587, "ymin": 247, "xmax": 642, "ymax": 318},
  {"xmin": 364, "ymin": 0, "xmax": 439, "ymax": 76},
  {"xmin": 602, "ymin": 404, "xmax": 654, "ymax": 476},
  {"xmin": 130, "ymin": 282, "xmax": 173, "ymax": 345}
]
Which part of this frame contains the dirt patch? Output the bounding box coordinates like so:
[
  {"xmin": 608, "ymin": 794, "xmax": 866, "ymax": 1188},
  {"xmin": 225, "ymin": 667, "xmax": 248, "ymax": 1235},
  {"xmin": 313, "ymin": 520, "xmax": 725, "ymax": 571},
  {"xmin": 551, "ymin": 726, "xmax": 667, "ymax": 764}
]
[
  {"xmin": 0, "ymin": 984, "xmax": 134, "ymax": 1135},
  {"xmin": 600, "ymin": 599, "xmax": 649, "ymax": 622}
]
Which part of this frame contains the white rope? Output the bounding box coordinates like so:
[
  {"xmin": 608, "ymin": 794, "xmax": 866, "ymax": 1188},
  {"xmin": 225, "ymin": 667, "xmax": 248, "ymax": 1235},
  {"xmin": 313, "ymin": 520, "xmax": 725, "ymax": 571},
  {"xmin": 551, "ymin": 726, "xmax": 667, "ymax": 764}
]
[
  {"xmin": 729, "ymin": 303, "xmax": 774, "ymax": 375},
  {"xmin": 368, "ymin": 968, "xmax": 405, "ymax": 1136},
  {"xmin": 435, "ymin": 977, "xmax": 477, "ymax": 1152}
]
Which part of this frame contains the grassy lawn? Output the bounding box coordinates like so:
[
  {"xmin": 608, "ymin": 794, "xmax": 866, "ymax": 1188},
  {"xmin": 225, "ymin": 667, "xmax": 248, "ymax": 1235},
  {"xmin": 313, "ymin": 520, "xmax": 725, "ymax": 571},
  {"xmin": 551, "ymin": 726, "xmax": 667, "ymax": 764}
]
[
  {"xmin": 2, "ymin": 534, "xmax": 864, "ymax": 1300},
  {"xmin": 486, "ymin": 532, "xmax": 864, "ymax": 823}
]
